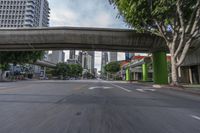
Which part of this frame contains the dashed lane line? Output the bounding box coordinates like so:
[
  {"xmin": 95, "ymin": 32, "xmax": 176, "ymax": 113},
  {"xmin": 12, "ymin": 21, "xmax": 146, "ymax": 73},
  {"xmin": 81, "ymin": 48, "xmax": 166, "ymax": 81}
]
[{"xmin": 110, "ymin": 83, "xmax": 132, "ymax": 92}]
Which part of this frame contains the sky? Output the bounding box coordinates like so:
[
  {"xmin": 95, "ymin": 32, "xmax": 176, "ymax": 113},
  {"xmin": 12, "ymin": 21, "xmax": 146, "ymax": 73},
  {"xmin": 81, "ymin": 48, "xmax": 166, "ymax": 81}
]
[{"xmin": 48, "ymin": 0, "xmax": 128, "ymax": 71}]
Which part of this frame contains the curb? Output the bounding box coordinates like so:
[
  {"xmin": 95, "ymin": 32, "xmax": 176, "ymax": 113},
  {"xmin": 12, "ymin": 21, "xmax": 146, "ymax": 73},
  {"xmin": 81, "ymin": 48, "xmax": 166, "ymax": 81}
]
[
  {"xmin": 152, "ymin": 84, "xmax": 200, "ymax": 96},
  {"xmin": 128, "ymin": 81, "xmax": 200, "ymax": 96}
]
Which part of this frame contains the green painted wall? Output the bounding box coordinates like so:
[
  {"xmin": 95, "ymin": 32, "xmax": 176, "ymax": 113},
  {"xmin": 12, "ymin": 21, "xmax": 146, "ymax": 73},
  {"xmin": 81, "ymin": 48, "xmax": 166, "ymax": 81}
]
[
  {"xmin": 126, "ymin": 68, "xmax": 130, "ymax": 81},
  {"xmin": 153, "ymin": 51, "xmax": 168, "ymax": 84},
  {"xmin": 142, "ymin": 63, "xmax": 148, "ymax": 81}
]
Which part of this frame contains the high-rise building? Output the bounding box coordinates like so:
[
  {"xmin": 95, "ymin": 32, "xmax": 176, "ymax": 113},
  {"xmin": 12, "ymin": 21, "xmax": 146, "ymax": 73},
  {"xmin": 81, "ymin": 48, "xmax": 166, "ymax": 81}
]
[
  {"xmin": 101, "ymin": 52, "xmax": 109, "ymax": 74},
  {"xmin": 78, "ymin": 51, "xmax": 83, "ymax": 64},
  {"xmin": 69, "ymin": 50, "xmax": 76, "ymax": 59},
  {"xmin": 109, "ymin": 52, "xmax": 117, "ymax": 62},
  {"xmin": 50, "ymin": 51, "xmax": 65, "ymax": 64},
  {"xmin": 87, "ymin": 51, "xmax": 95, "ymax": 73},
  {"xmin": 0, "ymin": 0, "xmax": 50, "ymax": 28},
  {"xmin": 0, "ymin": 0, "xmax": 50, "ymax": 78},
  {"xmin": 125, "ymin": 53, "xmax": 134, "ymax": 60}
]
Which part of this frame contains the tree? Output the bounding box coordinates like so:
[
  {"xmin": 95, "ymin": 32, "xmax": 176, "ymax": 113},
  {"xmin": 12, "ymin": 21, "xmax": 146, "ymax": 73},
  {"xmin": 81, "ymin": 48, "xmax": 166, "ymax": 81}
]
[
  {"xmin": 109, "ymin": 0, "xmax": 200, "ymax": 85},
  {"xmin": 55, "ymin": 63, "xmax": 83, "ymax": 78},
  {"xmin": 0, "ymin": 51, "xmax": 45, "ymax": 65},
  {"xmin": 105, "ymin": 61, "xmax": 121, "ymax": 73},
  {"xmin": 55, "ymin": 63, "xmax": 70, "ymax": 78},
  {"xmin": 0, "ymin": 51, "xmax": 45, "ymax": 79},
  {"xmin": 68, "ymin": 64, "xmax": 83, "ymax": 77}
]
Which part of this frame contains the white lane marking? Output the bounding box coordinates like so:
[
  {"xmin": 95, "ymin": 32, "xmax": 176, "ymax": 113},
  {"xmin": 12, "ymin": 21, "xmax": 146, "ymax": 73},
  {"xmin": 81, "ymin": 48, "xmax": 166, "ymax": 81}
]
[
  {"xmin": 136, "ymin": 88, "xmax": 156, "ymax": 92},
  {"xmin": 153, "ymin": 85, "xmax": 162, "ymax": 88},
  {"xmin": 89, "ymin": 86, "xmax": 112, "ymax": 90},
  {"xmin": 191, "ymin": 115, "xmax": 200, "ymax": 121},
  {"xmin": 110, "ymin": 83, "xmax": 131, "ymax": 92},
  {"xmin": 136, "ymin": 89, "xmax": 145, "ymax": 92}
]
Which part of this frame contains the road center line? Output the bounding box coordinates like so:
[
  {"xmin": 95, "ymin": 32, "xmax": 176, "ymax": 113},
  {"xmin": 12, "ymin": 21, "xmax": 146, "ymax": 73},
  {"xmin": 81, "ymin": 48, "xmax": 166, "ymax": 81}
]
[
  {"xmin": 110, "ymin": 83, "xmax": 131, "ymax": 92},
  {"xmin": 191, "ymin": 115, "xmax": 200, "ymax": 121}
]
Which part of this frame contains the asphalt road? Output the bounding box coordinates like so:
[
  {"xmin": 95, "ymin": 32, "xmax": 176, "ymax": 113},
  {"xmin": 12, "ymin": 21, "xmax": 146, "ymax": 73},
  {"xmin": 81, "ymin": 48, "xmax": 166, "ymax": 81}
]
[{"xmin": 0, "ymin": 80, "xmax": 200, "ymax": 133}]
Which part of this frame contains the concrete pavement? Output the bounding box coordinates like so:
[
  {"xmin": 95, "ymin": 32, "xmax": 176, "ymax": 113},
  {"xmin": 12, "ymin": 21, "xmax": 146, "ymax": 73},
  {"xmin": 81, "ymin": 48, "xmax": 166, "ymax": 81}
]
[{"xmin": 0, "ymin": 80, "xmax": 200, "ymax": 133}]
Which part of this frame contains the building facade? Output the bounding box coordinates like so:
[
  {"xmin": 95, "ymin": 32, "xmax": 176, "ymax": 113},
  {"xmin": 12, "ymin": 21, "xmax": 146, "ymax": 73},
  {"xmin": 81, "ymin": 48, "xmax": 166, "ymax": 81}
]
[
  {"xmin": 0, "ymin": 0, "xmax": 50, "ymax": 79},
  {"xmin": 109, "ymin": 52, "xmax": 117, "ymax": 62},
  {"xmin": 87, "ymin": 51, "xmax": 95, "ymax": 73},
  {"xmin": 48, "ymin": 51, "xmax": 65, "ymax": 64},
  {"xmin": 101, "ymin": 52, "xmax": 109, "ymax": 77},
  {"xmin": 125, "ymin": 53, "xmax": 134, "ymax": 60},
  {"xmin": 0, "ymin": 0, "xmax": 50, "ymax": 28},
  {"xmin": 179, "ymin": 46, "xmax": 200, "ymax": 84},
  {"xmin": 69, "ymin": 50, "xmax": 76, "ymax": 60}
]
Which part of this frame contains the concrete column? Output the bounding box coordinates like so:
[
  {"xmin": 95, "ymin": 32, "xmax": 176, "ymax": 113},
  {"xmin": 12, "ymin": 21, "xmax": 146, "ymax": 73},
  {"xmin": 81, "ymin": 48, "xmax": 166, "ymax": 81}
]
[
  {"xmin": 126, "ymin": 68, "xmax": 130, "ymax": 81},
  {"xmin": 142, "ymin": 63, "xmax": 148, "ymax": 81},
  {"xmin": 153, "ymin": 51, "xmax": 168, "ymax": 84}
]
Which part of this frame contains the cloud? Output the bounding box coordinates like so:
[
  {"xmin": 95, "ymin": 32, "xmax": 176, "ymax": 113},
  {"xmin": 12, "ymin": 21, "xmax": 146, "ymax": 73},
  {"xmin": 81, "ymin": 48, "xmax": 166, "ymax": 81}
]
[
  {"xmin": 49, "ymin": 0, "xmax": 126, "ymax": 28},
  {"xmin": 94, "ymin": 12, "xmax": 112, "ymax": 27},
  {"xmin": 50, "ymin": 9, "xmax": 78, "ymax": 26}
]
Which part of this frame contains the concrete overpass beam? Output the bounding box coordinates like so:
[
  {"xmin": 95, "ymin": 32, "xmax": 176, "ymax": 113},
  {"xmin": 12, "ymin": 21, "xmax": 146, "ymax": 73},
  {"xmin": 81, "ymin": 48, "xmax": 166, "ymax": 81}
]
[{"xmin": 153, "ymin": 51, "xmax": 168, "ymax": 84}]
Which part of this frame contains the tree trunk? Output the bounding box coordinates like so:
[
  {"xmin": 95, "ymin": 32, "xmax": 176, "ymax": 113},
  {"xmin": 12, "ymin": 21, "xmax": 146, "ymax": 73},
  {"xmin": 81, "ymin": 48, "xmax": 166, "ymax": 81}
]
[{"xmin": 171, "ymin": 56, "xmax": 179, "ymax": 86}]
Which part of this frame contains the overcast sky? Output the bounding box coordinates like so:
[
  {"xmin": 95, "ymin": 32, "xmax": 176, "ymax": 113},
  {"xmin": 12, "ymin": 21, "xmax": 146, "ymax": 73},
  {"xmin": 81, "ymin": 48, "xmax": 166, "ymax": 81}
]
[{"xmin": 48, "ymin": 0, "xmax": 128, "ymax": 71}]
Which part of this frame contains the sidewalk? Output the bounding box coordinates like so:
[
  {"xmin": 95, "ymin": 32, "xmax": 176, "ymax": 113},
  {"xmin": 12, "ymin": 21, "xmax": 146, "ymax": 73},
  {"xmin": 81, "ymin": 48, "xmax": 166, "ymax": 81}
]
[
  {"xmin": 152, "ymin": 83, "xmax": 200, "ymax": 96},
  {"xmin": 127, "ymin": 81, "xmax": 200, "ymax": 96},
  {"xmin": 180, "ymin": 84, "xmax": 200, "ymax": 95}
]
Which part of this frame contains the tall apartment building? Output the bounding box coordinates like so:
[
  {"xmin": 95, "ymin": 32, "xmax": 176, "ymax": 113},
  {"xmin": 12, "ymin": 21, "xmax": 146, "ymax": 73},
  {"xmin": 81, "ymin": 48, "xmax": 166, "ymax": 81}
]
[
  {"xmin": 87, "ymin": 51, "xmax": 95, "ymax": 73},
  {"xmin": 69, "ymin": 50, "xmax": 76, "ymax": 59},
  {"xmin": 109, "ymin": 52, "xmax": 118, "ymax": 62},
  {"xmin": 0, "ymin": 0, "xmax": 50, "ymax": 78},
  {"xmin": 48, "ymin": 51, "xmax": 65, "ymax": 64},
  {"xmin": 0, "ymin": 0, "xmax": 50, "ymax": 28},
  {"xmin": 101, "ymin": 52, "xmax": 109, "ymax": 74}
]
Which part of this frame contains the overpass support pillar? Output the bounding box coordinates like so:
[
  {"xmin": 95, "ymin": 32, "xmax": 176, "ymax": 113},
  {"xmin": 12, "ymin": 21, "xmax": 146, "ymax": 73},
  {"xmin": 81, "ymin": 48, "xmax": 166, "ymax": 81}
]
[
  {"xmin": 153, "ymin": 51, "xmax": 168, "ymax": 84},
  {"xmin": 142, "ymin": 63, "xmax": 148, "ymax": 81},
  {"xmin": 126, "ymin": 67, "xmax": 130, "ymax": 81}
]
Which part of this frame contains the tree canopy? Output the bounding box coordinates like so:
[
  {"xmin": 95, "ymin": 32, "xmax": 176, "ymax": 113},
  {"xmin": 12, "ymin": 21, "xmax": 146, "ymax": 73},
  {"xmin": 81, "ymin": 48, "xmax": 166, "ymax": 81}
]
[
  {"xmin": 0, "ymin": 51, "xmax": 45, "ymax": 65},
  {"xmin": 68, "ymin": 64, "xmax": 83, "ymax": 77},
  {"xmin": 105, "ymin": 61, "xmax": 121, "ymax": 74},
  {"xmin": 55, "ymin": 63, "xmax": 83, "ymax": 78},
  {"xmin": 109, "ymin": 0, "xmax": 200, "ymax": 85},
  {"xmin": 109, "ymin": 0, "xmax": 199, "ymax": 38}
]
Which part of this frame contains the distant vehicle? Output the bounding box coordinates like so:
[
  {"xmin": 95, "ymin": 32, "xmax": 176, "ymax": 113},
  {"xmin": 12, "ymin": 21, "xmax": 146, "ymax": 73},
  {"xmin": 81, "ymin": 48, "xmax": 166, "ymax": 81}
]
[
  {"xmin": 70, "ymin": 77, "xmax": 75, "ymax": 80},
  {"xmin": 63, "ymin": 77, "xmax": 70, "ymax": 80}
]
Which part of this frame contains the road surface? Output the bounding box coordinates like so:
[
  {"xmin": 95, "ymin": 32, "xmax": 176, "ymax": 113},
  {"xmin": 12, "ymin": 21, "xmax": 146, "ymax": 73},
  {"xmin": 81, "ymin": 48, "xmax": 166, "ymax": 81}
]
[{"xmin": 0, "ymin": 80, "xmax": 200, "ymax": 133}]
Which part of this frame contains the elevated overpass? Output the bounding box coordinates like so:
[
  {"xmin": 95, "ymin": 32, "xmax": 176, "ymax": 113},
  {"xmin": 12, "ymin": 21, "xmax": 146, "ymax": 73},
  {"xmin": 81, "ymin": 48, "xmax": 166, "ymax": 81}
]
[
  {"xmin": 35, "ymin": 60, "xmax": 56, "ymax": 68},
  {"xmin": 0, "ymin": 27, "xmax": 167, "ymax": 52},
  {"xmin": 0, "ymin": 27, "xmax": 169, "ymax": 84}
]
